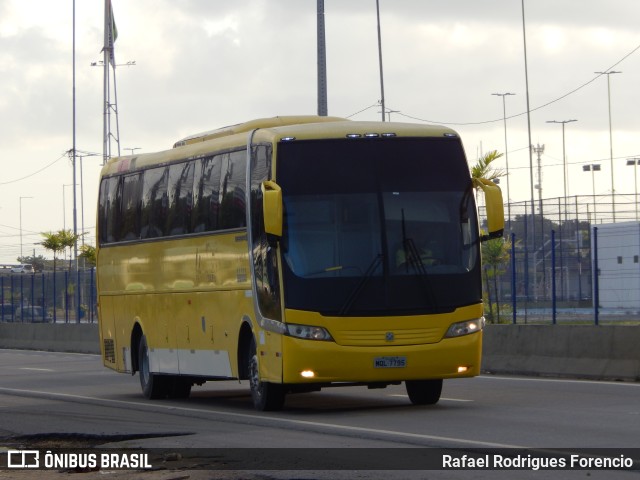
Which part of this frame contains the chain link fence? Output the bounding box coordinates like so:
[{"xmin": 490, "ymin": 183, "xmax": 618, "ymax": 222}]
[
  {"xmin": 0, "ymin": 268, "xmax": 97, "ymax": 324},
  {"xmin": 480, "ymin": 193, "xmax": 640, "ymax": 324}
]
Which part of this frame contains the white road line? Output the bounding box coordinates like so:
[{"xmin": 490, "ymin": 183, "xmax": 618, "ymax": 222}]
[
  {"xmin": 19, "ymin": 368, "xmax": 55, "ymax": 372},
  {"xmin": 389, "ymin": 394, "xmax": 473, "ymax": 402},
  {"xmin": 0, "ymin": 386, "xmax": 525, "ymax": 449}
]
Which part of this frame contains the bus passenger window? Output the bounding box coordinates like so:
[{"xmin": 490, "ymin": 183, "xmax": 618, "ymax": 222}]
[
  {"xmin": 140, "ymin": 167, "xmax": 168, "ymax": 239},
  {"xmin": 192, "ymin": 155, "xmax": 221, "ymax": 233},
  {"xmin": 219, "ymin": 151, "xmax": 246, "ymax": 230}
]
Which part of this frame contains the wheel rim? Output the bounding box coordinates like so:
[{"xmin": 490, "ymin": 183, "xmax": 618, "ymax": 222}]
[
  {"xmin": 249, "ymin": 354, "xmax": 262, "ymax": 402},
  {"xmin": 141, "ymin": 344, "xmax": 150, "ymax": 385}
]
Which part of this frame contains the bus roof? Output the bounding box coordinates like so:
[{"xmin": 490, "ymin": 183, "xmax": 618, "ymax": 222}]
[
  {"xmin": 173, "ymin": 115, "xmax": 347, "ymax": 148},
  {"xmin": 100, "ymin": 116, "xmax": 458, "ymax": 177}
]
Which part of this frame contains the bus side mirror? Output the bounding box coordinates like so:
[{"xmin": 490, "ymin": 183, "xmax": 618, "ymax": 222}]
[
  {"xmin": 261, "ymin": 181, "xmax": 283, "ymax": 238},
  {"xmin": 473, "ymin": 178, "xmax": 505, "ymax": 241}
]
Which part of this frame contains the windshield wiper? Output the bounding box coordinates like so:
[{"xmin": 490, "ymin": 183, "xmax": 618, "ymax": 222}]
[
  {"xmin": 338, "ymin": 253, "xmax": 384, "ymax": 316},
  {"xmin": 400, "ymin": 209, "xmax": 438, "ymax": 309}
]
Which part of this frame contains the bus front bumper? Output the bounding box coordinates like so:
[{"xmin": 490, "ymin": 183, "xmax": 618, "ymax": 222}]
[{"xmin": 281, "ymin": 332, "xmax": 482, "ymax": 385}]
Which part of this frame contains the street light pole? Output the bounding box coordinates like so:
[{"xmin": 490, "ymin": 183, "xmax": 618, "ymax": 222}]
[
  {"xmin": 627, "ymin": 158, "xmax": 640, "ymax": 222},
  {"xmin": 375, "ymin": 0, "xmax": 386, "ymax": 122},
  {"xmin": 19, "ymin": 196, "xmax": 34, "ymax": 260},
  {"xmin": 493, "ymin": 92, "xmax": 515, "ymax": 230},
  {"xmin": 546, "ymin": 119, "xmax": 577, "ymax": 201},
  {"xmin": 595, "ymin": 70, "xmax": 621, "ymax": 221},
  {"xmin": 583, "ymin": 164, "xmax": 601, "ymax": 222}
]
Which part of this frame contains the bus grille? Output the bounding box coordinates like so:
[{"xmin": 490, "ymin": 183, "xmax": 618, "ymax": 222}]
[
  {"xmin": 332, "ymin": 327, "xmax": 443, "ymax": 346},
  {"xmin": 103, "ymin": 339, "xmax": 116, "ymax": 363}
]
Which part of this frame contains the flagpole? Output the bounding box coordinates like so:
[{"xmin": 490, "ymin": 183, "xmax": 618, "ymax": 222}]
[
  {"xmin": 103, "ymin": 0, "xmax": 109, "ymax": 164},
  {"xmin": 73, "ymin": 0, "xmax": 81, "ymax": 322}
]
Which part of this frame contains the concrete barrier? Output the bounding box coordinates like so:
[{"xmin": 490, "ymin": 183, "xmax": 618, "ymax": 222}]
[
  {"xmin": 0, "ymin": 323, "xmax": 100, "ymax": 355},
  {"xmin": 1, "ymin": 323, "xmax": 638, "ymax": 381},
  {"xmin": 482, "ymin": 324, "xmax": 640, "ymax": 381}
]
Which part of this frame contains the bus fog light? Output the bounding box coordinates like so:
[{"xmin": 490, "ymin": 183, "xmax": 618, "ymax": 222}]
[
  {"xmin": 457, "ymin": 366, "xmax": 469, "ymax": 373},
  {"xmin": 445, "ymin": 317, "xmax": 485, "ymax": 338},
  {"xmin": 301, "ymin": 370, "xmax": 315, "ymax": 378}
]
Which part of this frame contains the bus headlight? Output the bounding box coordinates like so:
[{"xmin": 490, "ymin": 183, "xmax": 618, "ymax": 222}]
[
  {"xmin": 444, "ymin": 317, "xmax": 485, "ymax": 338},
  {"xmin": 285, "ymin": 323, "xmax": 333, "ymax": 341}
]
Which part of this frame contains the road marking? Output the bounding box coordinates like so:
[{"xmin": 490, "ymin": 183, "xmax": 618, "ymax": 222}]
[
  {"xmin": 478, "ymin": 375, "xmax": 640, "ymax": 387},
  {"xmin": 389, "ymin": 394, "xmax": 472, "ymax": 402},
  {"xmin": 0, "ymin": 386, "xmax": 524, "ymax": 449},
  {"xmin": 19, "ymin": 368, "xmax": 54, "ymax": 372}
]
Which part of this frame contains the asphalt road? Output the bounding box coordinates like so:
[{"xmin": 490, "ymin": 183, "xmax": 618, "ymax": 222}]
[{"xmin": 1, "ymin": 349, "xmax": 639, "ymax": 480}]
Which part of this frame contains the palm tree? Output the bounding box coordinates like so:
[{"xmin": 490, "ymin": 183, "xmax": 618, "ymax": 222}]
[
  {"xmin": 39, "ymin": 232, "xmax": 65, "ymax": 274},
  {"xmin": 482, "ymin": 234, "xmax": 512, "ymax": 323},
  {"xmin": 79, "ymin": 244, "xmax": 97, "ymax": 267},
  {"xmin": 470, "ymin": 150, "xmax": 505, "ymax": 182},
  {"xmin": 471, "ymin": 150, "xmax": 510, "ymax": 322}
]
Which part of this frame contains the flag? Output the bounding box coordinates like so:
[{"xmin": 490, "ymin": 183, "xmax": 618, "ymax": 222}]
[{"xmin": 104, "ymin": 0, "xmax": 118, "ymax": 67}]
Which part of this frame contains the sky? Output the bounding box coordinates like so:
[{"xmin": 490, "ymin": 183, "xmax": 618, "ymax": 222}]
[{"xmin": 0, "ymin": 0, "xmax": 639, "ymax": 264}]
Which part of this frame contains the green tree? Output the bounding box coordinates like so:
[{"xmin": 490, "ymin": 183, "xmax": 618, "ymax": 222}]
[
  {"xmin": 79, "ymin": 244, "xmax": 97, "ymax": 267},
  {"xmin": 471, "ymin": 150, "xmax": 510, "ymax": 322},
  {"xmin": 470, "ymin": 150, "xmax": 504, "ymax": 182},
  {"xmin": 39, "ymin": 232, "xmax": 65, "ymax": 275},
  {"xmin": 482, "ymin": 235, "xmax": 512, "ymax": 323}
]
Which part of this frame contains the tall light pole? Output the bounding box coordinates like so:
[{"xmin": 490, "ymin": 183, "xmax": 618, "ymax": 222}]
[
  {"xmin": 317, "ymin": 0, "xmax": 328, "ymax": 116},
  {"xmin": 19, "ymin": 196, "xmax": 33, "ymax": 260},
  {"xmin": 583, "ymin": 164, "xmax": 601, "ymax": 222},
  {"xmin": 492, "ymin": 92, "xmax": 515, "ymax": 230},
  {"xmin": 521, "ymin": 0, "xmax": 535, "ymax": 305},
  {"xmin": 375, "ymin": 0, "xmax": 386, "ymax": 122},
  {"xmin": 63, "ymin": 184, "xmax": 77, "ymax": 231},
  {"xmin": 627, "ymin": 158, "xmax": 640, "ymax": 222},
  {"xmin": 595, "ymin": 70, "xmax": 621, "ymax": 221},
  {"xmin": 546, "ymin": 119, "xmax": 577, "ymax": 202}
]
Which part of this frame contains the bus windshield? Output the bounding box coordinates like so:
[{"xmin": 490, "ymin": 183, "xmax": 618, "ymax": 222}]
[{"xmin": 277, "ymin": 137, "xmax": 481, "ymax": 316}]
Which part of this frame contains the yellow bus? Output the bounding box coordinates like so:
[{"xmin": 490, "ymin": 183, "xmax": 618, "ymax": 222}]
[{"xmin": 96, "ymin": 116, "xmax": 504, "ymax": 411}]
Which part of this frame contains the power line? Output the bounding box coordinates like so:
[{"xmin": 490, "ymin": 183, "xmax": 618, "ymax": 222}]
[
  {"xmin": 346, "ymin": 41, "xmax": 640, "ymax": 126},
  {"xmin": 0, "ymin": 153, "xmax": 67, "ymax": 185}
]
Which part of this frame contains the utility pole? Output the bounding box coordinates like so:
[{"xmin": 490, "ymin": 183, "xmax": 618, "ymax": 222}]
[
  {"xmin": 533, "ymin": 144, "xmax": 545, "ymax": 300},
  {"xmin": 317, "ymin": 0, "xmax": 328, "ymax": 116}
]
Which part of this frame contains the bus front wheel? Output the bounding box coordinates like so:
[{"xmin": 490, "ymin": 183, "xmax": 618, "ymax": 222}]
[
  {"xmin": 405, "ymin": 379, "xmax": 443, "ymax": 405},
  {"xmin": 248, "ymin": 337, "xmax": 285, "ymax": 411},
  {"xmin": 138, "ymin": 335, "xmax": 169, "ymax": 399}
]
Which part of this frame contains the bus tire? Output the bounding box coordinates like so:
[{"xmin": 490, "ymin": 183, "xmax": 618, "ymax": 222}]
[
  {"xmin": 405, "ymin": 379, "xmax": 443, "ymax": 405},
  {"xmin": 138, "ymin": 334, "xmax": 169, "ymax": 399},
  {"xmin": 248, "ymin": 337, "xmax": 285, "ymax": 411}
]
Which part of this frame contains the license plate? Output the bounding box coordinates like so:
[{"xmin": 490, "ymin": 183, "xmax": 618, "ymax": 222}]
[{"xmin": 374, "ymin": 356, "xmax": 407, "ymax": 368}]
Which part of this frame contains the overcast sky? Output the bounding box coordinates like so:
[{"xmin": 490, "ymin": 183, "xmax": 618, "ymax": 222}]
[{"xmin": 1, "ymin": 0, "xmax": 639, "ymax": 264}]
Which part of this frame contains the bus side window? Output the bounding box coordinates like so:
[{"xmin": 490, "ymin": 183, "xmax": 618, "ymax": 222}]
[
  {"xmin": 103, "ymin": 176, "xmax": 121, "ymax": 244},
  {"xmin": 166, "ymin": 162, "xmax": 195, "ymax": 236},
  {"xmin": 140, "ymin": 166, "xmax": 168, "ymax": 239},
  {"xmin": 119, "ymin": 173, "xmax": 143, "ymax": 241},
  {"xmin": 192, "ymin": 155, "xmax": 221, "ymax": 233},
  {"xmin": 219, "ymin": 151, "xmax": 246, "ymax": 230},
  {"xmin": 250, "ymin": 145, "xmax": 282, "ymax": 321}
]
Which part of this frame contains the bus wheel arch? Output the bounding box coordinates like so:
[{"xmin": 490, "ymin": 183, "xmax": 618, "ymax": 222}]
[
  {"xmin": 131, "ymin": 323, "xmax": 143, "ymax": 374},
  {"xmin": 247, "ymin": 335, "xmax": 285, "ymax": 411},
  {"xmin": 237, "ymin": 321, "xmax": 254, "ymax": 380}
]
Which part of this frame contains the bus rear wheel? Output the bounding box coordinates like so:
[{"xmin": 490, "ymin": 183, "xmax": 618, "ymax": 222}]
[
  {"xmin": 138, "ymin": 334, "xmax": 169, "ymax": 399},
  {"xmin": 248, "ymin": 337, "xmax": 285, "ymax": 411},
  {"xmin": 405, "ymin": 379, "xmax": 443, "ymax": 405}
]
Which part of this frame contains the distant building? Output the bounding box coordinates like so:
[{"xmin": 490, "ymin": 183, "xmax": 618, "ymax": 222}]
[{"xmin": 593, "ymin": 222, "xmax": 640, "ymax": 311}]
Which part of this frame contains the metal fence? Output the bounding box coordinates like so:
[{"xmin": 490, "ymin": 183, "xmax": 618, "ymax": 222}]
[
  {"xmin": 480, "ymin": 194, "xmax": 640, "ymax": 324},
  {"xmin": 0, "ymin": 268, "xmax": 97, "ymax": 324}
]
